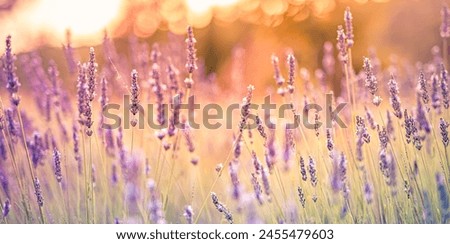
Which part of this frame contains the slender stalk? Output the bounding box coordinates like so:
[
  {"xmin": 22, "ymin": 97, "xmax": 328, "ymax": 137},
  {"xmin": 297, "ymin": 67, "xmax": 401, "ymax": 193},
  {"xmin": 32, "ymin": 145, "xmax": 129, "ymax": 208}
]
[
  {"xmin": 81, "ymin": 131, "xmax": 90, "ymax": 223},
  {"xmin": 89, "ymin": 136, "xmax": 95, "ymax": 224},
  {"xmin": 17, "ymin": 105, "xmax": 45, "ymax": 223},
  {"xmin": 58, "ymin": 183, "xmax": 68, "ymax": 223}
]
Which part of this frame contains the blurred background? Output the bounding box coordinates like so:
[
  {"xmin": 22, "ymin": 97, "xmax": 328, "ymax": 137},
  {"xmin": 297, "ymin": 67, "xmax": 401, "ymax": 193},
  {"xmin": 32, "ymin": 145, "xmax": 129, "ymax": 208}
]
[{"xmin": 0, "ymin": 0, "xmax": 447, "ymax": 94}]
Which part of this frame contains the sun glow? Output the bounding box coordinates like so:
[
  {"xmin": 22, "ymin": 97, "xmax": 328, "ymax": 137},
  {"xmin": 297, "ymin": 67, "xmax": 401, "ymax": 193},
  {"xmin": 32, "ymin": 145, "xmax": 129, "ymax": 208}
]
[
  {"xmin": 185, "ymin": 0, "xmax": 239, "ymax": 14},
  {"xmin": 32, "ymin": 0, "xmax": 122, "ymax": 35},
  {"xmin": 0, "ymin": 0, "xmax": 122, "ymax": 51}
]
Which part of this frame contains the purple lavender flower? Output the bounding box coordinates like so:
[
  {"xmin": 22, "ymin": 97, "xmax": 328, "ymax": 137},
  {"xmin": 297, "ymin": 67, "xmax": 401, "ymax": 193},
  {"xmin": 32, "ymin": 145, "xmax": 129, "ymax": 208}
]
[
  {"xmin": 386, "ymin": 111, "xmax": 395, "ymax": 140},
  {"xmin": 2, "ymin": 199, "xmax": 10, "ymax": 217},
  {"xmin": 185, "ymin": 26, "xmax": 198, "ymax": 76},
  {"xmin": 441, "ymin": 64, "xmax": 449, "ymax": 109},
  {"xmin": 388, "ymin": 74, "xmax": 402, "ymax": 118},
  {"xmin": 150, "ymin": 63, "xmax": 166, "ymax": 128},
  {"xmin": 229, "ymin": 160, "xmax": 240, "ymax": 200},
  {"xmin": 379, "ymin": 149, "xmax": 397, "ymax": 192},
  {"xmin": 308, "ymin": 156, "xmax": 318, "ymax": 187},
  {"xmin": 53, "ymin": 148, "xmax": 62, "ymax": 183},
  {"xmin": 363, "ymin": 57, "xmax": 381, "ymax": 105},
  {"xmin": 339, "ymin": 152, "xmax": 349, "ymax": 197},
  {"xmin": 251, "ymin": 173, "xmax": 263, "ymax": 205},
  {"xmin": 129, "ymin": 70, "xmax": 140, "ymax": 127},
  {"xmin": 98, "ymin": 76, "xmax": 108, "ymax": 135},
  {"xmin": 117, "ymin": 125, "xmax": 126, "ymax": 166},
  {"xmin": 87, "ymin": 47, "xmax": 97, "ymax": 102},
  {"xmin": 28, "ymin": 132, "xmax": 44, "ymax": 168},
  {"xmin": 251, "ymin": 151, "xmax": 262, "ymax": 174},
  {"xmin": 5, "ymin": 109, "xmax": 18, "ymax": 143},
  {"xmin": 255, "ymin": 115, "xmax": 267, "ymax": 140},
  {"xmin": 211, "ymin": 192, "xmax": 233, "ymax": 224},
  {"xmin": 83, "ymin": 95, "xmax": 93, "ymax": 137},
  {"xmin": 261, "ymin": 168, "xmax": 271, "ymax": 198},
  {"xmin": 432, "ymin": 73, "xmax": 441, "ymax": 111},
  {"xmin": 423, "ymin": 191, "xmax": 434, "ymax": 223},
  {"xmin": 182, "ymin": 122, "xmax": 195, "ymax": 154},
  {"xmin": 436, "ymin": 173, "xmax": 449, "ymax": 223},
  {"xmin": 440, "ymin": 118, "xmax": 449, "ymax": 147},
  {"xmin": 344, "ymin": 7, "xmax": 354, "ymax": 48},
  {"xmin": 418, "ymin": 70, "xmax": 429, "ymax": 104},
  {"xmin": 336, "ymin": 25, "xmax": 348, "ymax": 64},
  {"xmin": 299, "ymin": 156, "xmax": 307, "ymax": 181},
  {"xmin": 111, "ymin": 163, "xmax": 118, "ymax": 184},
  {"xmin": 266, "ymin": 130, "xmax": 276, "ymax": 170},
  {"xmin": 0, "ymin": 132, "xmax": 7, "ymax": 161},
  {"xmin": 287, "ymin": 54, "xmax": 296, "ymax": 94},
  {"xmin": 404, "ymin": 110, "xmax": 422, "ymax": 150},
  {"xmin": 184, "ymin": 205, "xmax": 194, "ymax": 224},
  {"xmin": 34, "ymin": 177, "xmax": 44, "ymax": 207},
  {"xmin": 233, "ymin": 134, "xmax": 242, "ymax": 159},
  {"xmin": 416, "ymin": 95, "xmax": 431, "ymax": 133},
  {"xmin": 377, "ymin": 126, "xmax": 389, "ymax": 150},
  {"xmin": 0, "ymin": 171, "xmax": 9, "ymax": 199},
  {"xmin": 297, "ymin": 187, "xmax": 306, "ymax": 208},
  {"xmin": 271, "ymin": 54, "xmax": 285, "ymax": 91},
  {"xmin": 72, "ymin": 123, "xmax": 82, "ymax": 174},
  {"xmin": 441, "ymin": 5, "xmax": 450, "ymax": 38},
  {"xmin": 238, "ymin": 85, "xmax": 255, "ymax": 133},
  {"xmin": 47, "ymin": 60, "xmax": 61, "ymax": 108},
  {"xmin": 76, "ymin": 63, "xmax": 87, "ymax": 126},
  {"xmin": 404, "ymin": 180, "xmax": 412, "ymax": 199},
  {"xmin": 147, "ymin": 180, "xmax": 165, "ymax": 224},
  {"xmin": 326, "ymin": 128, "xmax": 334, "ymax": 153},
  {"xmin": 104, "ymin": 125, "xmax": 116, "ymax": 157},
  {"xmin": 3, "ymin": 35, "xmax": 21, "ymax": 106},
  {"xmin": 365, "ymin": 106, "xmax": 377, "ymax": 130},
  {"xmin": 167, "ymin": 62, "xmax": 179, "ymax": 94},
  {"xmin": 364, "ymin": 180, "xmax": 373, "ymax": 204}
]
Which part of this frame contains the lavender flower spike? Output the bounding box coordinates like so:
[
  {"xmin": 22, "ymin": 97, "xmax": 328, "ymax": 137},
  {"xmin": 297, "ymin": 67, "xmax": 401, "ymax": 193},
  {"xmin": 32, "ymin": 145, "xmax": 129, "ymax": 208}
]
[
  {"xmin": 287, "ymin": 54, "xmax": 296, "ymax": 94},
  {"xmin": 441, "ymin": 4, "xmax": 450, "ymax": 38},
  {"xmin": 211, "ymin": 192, "xmax": 233, "ymax": 224},
  {"xmin": 129, "ymin": 69, "xmax": 140, "ymax": 127},
  {"xmin": 87, "ymin": 47, "xmax": 97, "ymax": 102},
  {"xmin": 185, "ymin": 26, "xmax": 198, "ymax": 75},
  {"xmin": 336, "ymin": 25, "xmax": 348, "ymax": 64},
  {"xmin": 184, "ymin": 205, "xmax": 194, "ymax": 224},
  {"xmin": 388, "ymin": 74, "xmax": 402, "ymax": 118},
  {"xmin": 99, "ymin": 76, "xmax": 108, "ymax": 134},
  {"xmin": 34, "ymin": 177, "xmax": 44, "ymax": 207},
  {"xmin": 2, "ymin": 199, "xmax": 10, "ymax": 217},
  {"xmin": 418, "ymin": 70, "xmax": 429, "ymax": 104},
  {"xmin": 440, "ymin": 64, "xmax": 449, "ymax": 109},
  {"xmin": 271, "ymin": 54, "xmax": 285, "ymax": 94},
  {"xmin": 363, "ymin": 57, "xmax": 378, "ymax": 96},
  {"xmin": 436, "ymin": 173, "xmax": 449, "ymax": 223},
  {"xmin": 440, "ymin": 118, "xmax": 449, "ymax": 147},
  {"xmin": 76, "ymin": 63, "xmax": 87, "ymax": 126},
  {"xmin": 432, "ymin": 73, "xmax": 441, "ymax": 111},
  {"xmin": 229, "ymin": 160, "xmax": 240, "ymax": 200},
  {"xmin": 3, "ymin": 35, "xmax": 21, "ymax": 106},
  {"xmin": 344, "ymin": 7, "xmax": 354, "ymax": 48},
  {"xmin": 147, "ymin": 180, "xmax": 165, "ymax": 224},
  {"xmin": 308, "ymin": 156, "xmax": 318, "ymax": 187},
  {"xmin": 299, "ymin": 156, "xmax": 307, "ymax": 181},
  {"xmin": 251, "ymin": 173, "xmax": 263, "ymax": 205},
  {"xmin": 53, "ymin": 148, "xmax": 62, "ymax": 183}
]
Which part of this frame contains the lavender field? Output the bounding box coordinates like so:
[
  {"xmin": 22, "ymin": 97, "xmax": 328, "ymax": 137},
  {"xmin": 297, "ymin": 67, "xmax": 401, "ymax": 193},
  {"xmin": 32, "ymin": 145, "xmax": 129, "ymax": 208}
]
[{"xmin": 0, "ymin": 0, "xmax": 449, "ymax": 224}]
